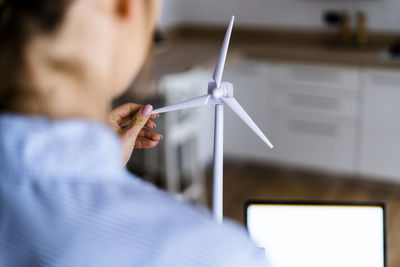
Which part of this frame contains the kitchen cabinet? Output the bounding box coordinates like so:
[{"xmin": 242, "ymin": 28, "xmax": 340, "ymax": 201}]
[
  {"xmin": 224, "ymin": 61, "xmax": 360, "ymax": 172},
  {"xmin": 223, "ymin": 61, "xmax": 360, "ymax": 173},
  {"xmin": 223, "ymin": 61, "xmax": 277, "ymax": 162},
  {"xmin": 213, "ymin": 60, "xmax": 400, "ymax": 181},
  {"xmin": 358, "ymin": 69, "xmax": 400, "ymax": 181},
  {"xmin": 269, "ymin": 63, "xmax": 360, "ymax": 173}
]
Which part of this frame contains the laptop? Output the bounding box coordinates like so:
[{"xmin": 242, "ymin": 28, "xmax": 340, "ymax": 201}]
[{"xmin": 245, "ymin": 201, "xmax": 387, "ymax": 267}]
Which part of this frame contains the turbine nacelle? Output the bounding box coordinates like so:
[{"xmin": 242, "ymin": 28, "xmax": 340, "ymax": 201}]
[{"xmin": 208, "ymin": 82, "xmax": 234, "ymax": 100}]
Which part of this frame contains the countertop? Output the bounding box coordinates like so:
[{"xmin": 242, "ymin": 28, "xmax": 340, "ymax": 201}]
[
  {"xmin": 122, "ymin": 26, "xmax": 400, "ymax": 100},
  {"xmin": 152, "ymin": 26, "xmax": 400, "ymax": 78}
]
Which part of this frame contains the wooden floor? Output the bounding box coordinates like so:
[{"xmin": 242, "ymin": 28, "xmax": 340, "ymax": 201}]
[{"xmin": 207, "ymin": 161, "xmax": 400, "ymax": 267}]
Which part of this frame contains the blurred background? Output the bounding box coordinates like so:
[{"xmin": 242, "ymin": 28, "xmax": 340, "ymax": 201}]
[{"xmin": 114, "ymin": 1, "xmax": 400, "ymax": 265}]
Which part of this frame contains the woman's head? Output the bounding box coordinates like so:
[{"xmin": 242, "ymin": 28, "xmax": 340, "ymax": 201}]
[{"xmin": 0, "ymin": 0, "xmax": 160, "ymax": 118}]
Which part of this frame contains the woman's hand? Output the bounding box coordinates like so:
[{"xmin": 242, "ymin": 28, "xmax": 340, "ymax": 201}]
[{"xmin": 108, "ymin": 103, "xmax": 162, "ymax": 165}]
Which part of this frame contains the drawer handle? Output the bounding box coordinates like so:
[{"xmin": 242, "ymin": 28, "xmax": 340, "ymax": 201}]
[
  {"xmin": 287, "ymin": 120, "xmax": 338, "ymax": 137},
  {"xmin": 289, "ymin": 68, "xmax": 340, "ymax": 83},
  {"xmin": 288, "ymin": 93, "xmax": 339, "ymax": 111},
  {"xmin": 371, "ymin": 73, "xmax": 400, "ymax": 88}
]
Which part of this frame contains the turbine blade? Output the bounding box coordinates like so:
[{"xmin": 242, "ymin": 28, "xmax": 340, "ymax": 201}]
[
  {"xmin": 152, "ymin": 95, "xmax": 211, "ymax": 114},
  {"xmin": 213, "ymin": 16, "xmax": 234, "ymax": 88},
  {"xmin": 223, "ymin": 97, "xmax": 273, "ymax": 148}
]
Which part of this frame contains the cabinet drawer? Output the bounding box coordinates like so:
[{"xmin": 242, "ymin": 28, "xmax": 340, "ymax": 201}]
[
  {"xmin": 269, "ymin": 63, "xmax": 359, "ymax": 90},
  {"xmin": 358, "ymin": 70, "xmax": 400, "ymax": 181},
  {"xmin": 367, "ymin": 69, "xmax": 400, "ymax": 88},
  {"xmin": 274, "ymin": 109, "xmax": 356, "ymax": 173},
  {"xmin": 272, "ymin": 84, "xmax": 359, "ymax": 118}
]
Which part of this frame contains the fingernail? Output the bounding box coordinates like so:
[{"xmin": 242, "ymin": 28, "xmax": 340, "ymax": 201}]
[
  {"xmin": 153, "ymin": 121, "xmax": 157, "ymax": 128},
  {"xmin": 142, "ymin": 105, "xmax": 153, "ymax": 116}
]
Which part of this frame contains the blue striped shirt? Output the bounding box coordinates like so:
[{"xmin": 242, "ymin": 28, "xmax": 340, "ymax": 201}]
[{"xmin": 0, "ymin": 114, "xmax": 270, "ymax": 267}]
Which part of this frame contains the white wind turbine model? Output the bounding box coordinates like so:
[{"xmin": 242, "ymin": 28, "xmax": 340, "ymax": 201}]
[{"xmin": 152, "ymin": 16, "xmax": 273, "ymax": 223}]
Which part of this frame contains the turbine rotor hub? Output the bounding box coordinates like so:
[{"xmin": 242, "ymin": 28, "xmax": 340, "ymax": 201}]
[{"xmin": 208, "ymin": 82, "xmax": 234, "ymax": 99}]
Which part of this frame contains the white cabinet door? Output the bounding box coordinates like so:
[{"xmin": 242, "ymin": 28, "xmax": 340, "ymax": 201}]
[
  {"xmin": 223, "ymin": 61, "xmax": 359, "ymax": 172},
  {"xmin": 269, "ymin": 63, "xmax": 359, "ymax": 91},
  {"xmin": 359, "ymin": 69, "xmax": 400, "ymax": 181},
  {"xmin": 223, "ymin": 61, "xmax": 277, "ymax": 162},
  {"xmin": 274, "ymin": 109, "xmax": 357, "ymax": 173},
  {"xmin": 270, "ymin": 63, "xmax": 360, "ymax": 173}
]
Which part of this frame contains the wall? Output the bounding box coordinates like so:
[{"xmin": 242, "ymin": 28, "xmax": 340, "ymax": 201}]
[
  {"xmin": 160, "ymin": 0, "xmax": 400, "ymax": 32},
  {"xmin": 158, "ymin": 0, "xmax": 183, "ymax": 29}
]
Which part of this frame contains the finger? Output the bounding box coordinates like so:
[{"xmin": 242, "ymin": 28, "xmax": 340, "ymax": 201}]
[
  {"xmin": 145, "ymin": 120, "xmax": 156, "ymax": 129},
  {"xmin": 135, "ymin": 139, "xmax": 159, "ymax": 149},
  {"xmin": 120, "ymin": 118, "xmax": 132, "ymax": 128},
  {"xmin": 122, "ymin": 116, "xmax": 156, "ymax": 129},
  {"xmin": 116, "ymin": 103, "xmax": 143, "ymax": 118},
  {"xmin": 126, "ymin": 104, "xmax": 153, "ymax": 138},
  {"xmin": 138, "ymin": 129, "xmax": 163, "ymax": 141},
  {"xmin": 150, "ymin": 113, "xmax": 159, "ymax": 119},
  {"xmin": 121, "ymin": 119, "xmax": 155, "ymax": 129},
  {"xmin": 110, "ymin": 103, "xmax": 143, "ymax": 124}
]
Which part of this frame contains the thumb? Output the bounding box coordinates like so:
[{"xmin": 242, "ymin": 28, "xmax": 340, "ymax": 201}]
[{"xmin": 128, "ymin": 104, "xmax": 153, "ymax": 137}]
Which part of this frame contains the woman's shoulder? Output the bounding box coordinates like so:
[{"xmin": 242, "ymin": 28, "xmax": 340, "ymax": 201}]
[{"xmin": 1, "ymin": 171, "xmax": 269, "ymax": 266}]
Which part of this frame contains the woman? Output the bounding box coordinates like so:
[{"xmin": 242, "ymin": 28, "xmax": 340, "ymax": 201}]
[{"xmin": 0, "ymin": 0, "xmax": 269, "ymax": 266}]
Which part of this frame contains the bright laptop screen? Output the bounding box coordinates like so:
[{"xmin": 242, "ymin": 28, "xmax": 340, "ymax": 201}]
[{"xmin": 246, "ymin": 202, "xmax": 385, "ymax": 267}]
